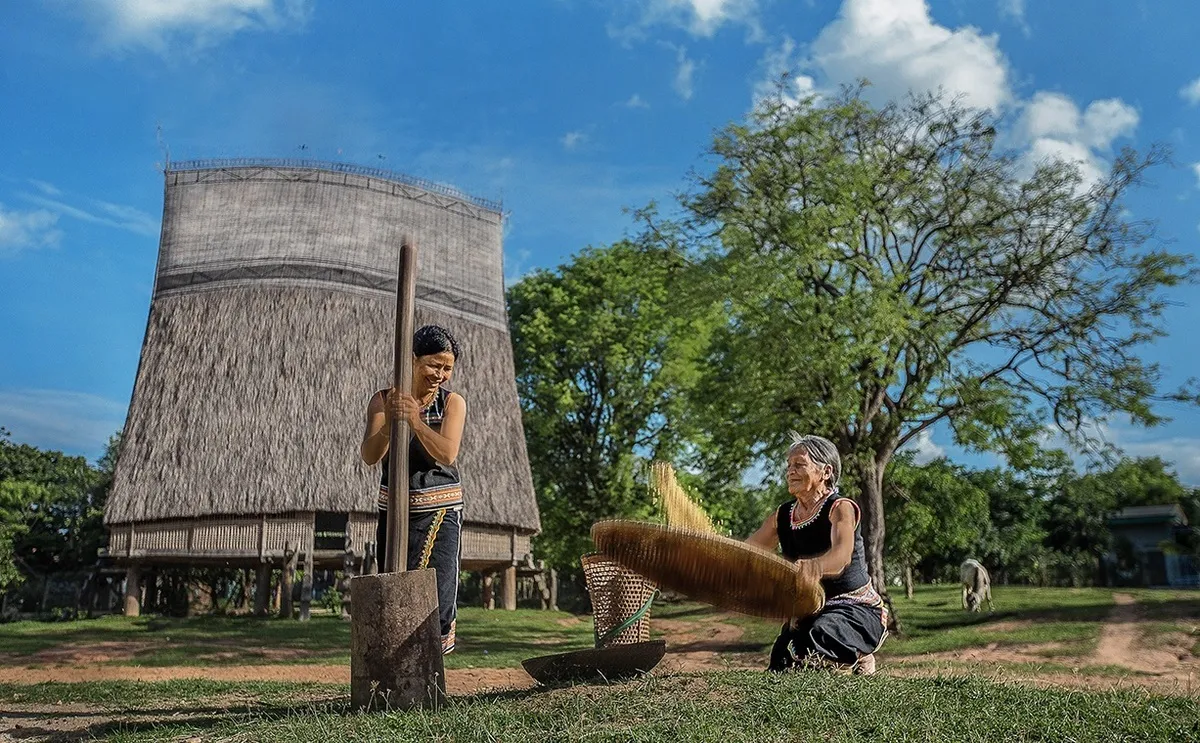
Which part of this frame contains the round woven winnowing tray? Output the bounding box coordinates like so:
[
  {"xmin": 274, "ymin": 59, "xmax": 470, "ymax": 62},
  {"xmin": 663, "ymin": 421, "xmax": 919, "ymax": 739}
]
[
  {"xmin": 521, "ymin": 640, "xmax": 667, "ymax": 685},
  {"xmin": 591, "ymin": 520, "xmax": 825, "ymax": 620}
]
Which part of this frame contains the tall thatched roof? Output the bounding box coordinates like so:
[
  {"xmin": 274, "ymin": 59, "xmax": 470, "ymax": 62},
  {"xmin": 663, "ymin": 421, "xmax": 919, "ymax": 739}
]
[{"xmin": 106, "ymin": 160, "xmax": 540, "ymax": 534}]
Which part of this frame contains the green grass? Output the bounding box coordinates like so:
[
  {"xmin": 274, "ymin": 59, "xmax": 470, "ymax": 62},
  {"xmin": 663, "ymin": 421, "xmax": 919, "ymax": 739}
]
[
  {"xmin": 6, "ymin": 587, "xmax": 1200, "ymax": 741},
  {"xmin": 445, "ymin": 608, "xmax": 596, "ymax": 670},
  {"xmin": 881, "ymin": 585, "xmax": 1122, "ymax": 657},
  {"xmin": 8, "ymin": 672, "xmax": 1197, "ymax": 742},
  {"xmin": 0, "ymin": 608, "xmax": 599, "ymax": 670},
  {"xmin": 0, "ymin": 680, "xmax": 341, "ymax": 709}
]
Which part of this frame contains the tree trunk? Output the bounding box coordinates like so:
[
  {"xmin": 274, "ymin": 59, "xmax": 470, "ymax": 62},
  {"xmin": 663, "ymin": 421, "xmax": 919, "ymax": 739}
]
[
  {"xmin": 904, "ymin": 563, "xmax": 914, "ymax": 600},
  {"xmin": 858, "ymin": 459, "xmax": 902, "ymax": 634}
]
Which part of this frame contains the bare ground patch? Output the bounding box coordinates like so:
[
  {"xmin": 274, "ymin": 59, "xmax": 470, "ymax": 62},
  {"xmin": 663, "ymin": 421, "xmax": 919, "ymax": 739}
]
[{"xmin": 653, "ymin": 617, "xmax": 761, "ymax": 674}]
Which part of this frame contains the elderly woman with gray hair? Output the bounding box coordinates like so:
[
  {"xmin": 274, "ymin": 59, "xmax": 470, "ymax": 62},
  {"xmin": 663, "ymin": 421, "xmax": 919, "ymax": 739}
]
[{"xmin": 747, "ymin": 433, "xmax": 888, "ymax": 675}]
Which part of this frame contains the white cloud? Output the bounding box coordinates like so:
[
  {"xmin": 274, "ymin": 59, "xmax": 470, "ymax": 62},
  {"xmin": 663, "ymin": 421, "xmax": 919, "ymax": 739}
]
[
  {"xmin": 0, "ymin": 204, "xmax": 61, "ymax": 256},
  {"xmin": 75, "ymin": 0, "xmax": 311, "ymax": 50},
  {"xmin": 612, "ymin": 0, "xmax": 760, "ymax": 39},
  {"xmin": 20, "ymin": 193, "xmax": 159, "ymax": 236},
  {"xmin": 624, "ymin": 93, "xmax": 650, "ymax": 109},
  {"xmin": 674, "ymin": 47, "xmax": 696, "ymax": 100},
  {"xmin": 998, "ymin": 0, "xmax": 1030, "ymax": 37},
  {"xmin": 1192, "ymin": 162, "xmax": 1200, "ymax": 188},
  {"xmin": 1014, "ymin": 94, "xmax": 1138, "ymax": 186},
  {"xmin": 753, "ymin": 36, "xmax": 817, "ymax": 108},
  {"xmin": 809, "ymin": 0, "xmax": 1012, "ymax": 112},
  {"xmin": 1042, "ymin": 418, "xmax": 1200, "ymax": 487},
  {"xmin": 1180, "ymin": 77, "xmax": 1200, "ymax": 106},
  {"xmin": 28, "ymin": 179, "xmax": 62, "ymax": 197},
  {"xmin": 903, "ymin": 429, "xmax": 946, "ymax": 465},
  {"xmin": 771, "ymin": 2, "xmax": 1134, "ymax": 190},
  {"xmin": 561, "ymin": 131, "xmax": 588, "ymax": 150},
  {"xmin": 0, "ymin": 389, "xmax": 126, "ymax": 462},
  {"xmin": 1122, "ymin": 438, "xmax": 1200, "ymax": 487},
  {"xmin": 1080, "ymin": 98, "xmax": 1139, "ymax": 149}
]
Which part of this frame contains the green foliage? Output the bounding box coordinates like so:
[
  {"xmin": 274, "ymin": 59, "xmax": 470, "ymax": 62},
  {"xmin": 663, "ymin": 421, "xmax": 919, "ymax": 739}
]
[
  {"xmin": 507, "ymin": 240, "xmax": 716, "ymax": 578},
  {"xmin": 966, "ymin": 467, "xmax": 1053, "ymax": 585},
  {"xmin": 885, "ymin": 455, "xmax": 989, "ymax": 577},
  {"xmin": 0, "ymin": 428, "xmax": 121, "ymax": 598}
]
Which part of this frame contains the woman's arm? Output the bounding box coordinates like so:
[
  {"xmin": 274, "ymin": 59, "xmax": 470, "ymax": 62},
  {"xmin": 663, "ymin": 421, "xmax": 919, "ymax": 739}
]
[
  {"xmin": 410, "ymin": 392, "xmax": 466, "ymax": 465},
  {"xmin": 812, "ymin": 499, "xmax": 858, "ymax": 578},
  {"xmin": 360, "ymin": 391, "xmax": 390, "ymax": 465},
  {"xmin": 746, "ymin": 508, "xmax": 779, "ymax": 551}
]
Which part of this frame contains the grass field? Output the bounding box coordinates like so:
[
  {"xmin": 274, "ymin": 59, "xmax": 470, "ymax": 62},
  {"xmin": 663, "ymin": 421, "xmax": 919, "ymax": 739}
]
[
  {"xmin": 3, "ymin": 672, "xmax": 1199, "ymax": 742},
  {"xmin": 2, "ymin": 584, "xmax": 1198, "ymax": 742},
  {"xmin": 0, "ymin": 607, "xmax": 599, "ymax": 670}
]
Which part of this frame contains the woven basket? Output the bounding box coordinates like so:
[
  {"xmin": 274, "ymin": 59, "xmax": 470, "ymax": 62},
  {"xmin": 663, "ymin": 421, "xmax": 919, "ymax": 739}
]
[{"xmin": 581, "ymin": 553, "xmax": 657, "ymax": 648}]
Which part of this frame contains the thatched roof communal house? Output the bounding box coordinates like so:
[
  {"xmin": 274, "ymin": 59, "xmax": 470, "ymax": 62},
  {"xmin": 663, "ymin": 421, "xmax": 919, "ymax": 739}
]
[{"xmin": 105, "ymin": 159, "xmax": 540, "ymax": 618}]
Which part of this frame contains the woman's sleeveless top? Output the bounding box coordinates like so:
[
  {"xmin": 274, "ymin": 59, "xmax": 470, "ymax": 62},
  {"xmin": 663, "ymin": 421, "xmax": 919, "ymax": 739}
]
[
  {"xmin": 378, "ymin": 387, "xmax": 463, "ymax": 513},
  {"xmin": 776, "ymin": 492, "xmax": 872, "ymax": 599}
]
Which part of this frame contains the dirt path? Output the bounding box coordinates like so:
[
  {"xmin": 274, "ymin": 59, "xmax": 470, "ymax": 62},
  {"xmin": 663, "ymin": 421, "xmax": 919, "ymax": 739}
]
[
  {"xmin": 654, "ymin": 618, "xmax": 760, "ymax": 673},
  {"xmin": 1092, "ymin": 593, "xmax": 1175, "ymax": 673}
]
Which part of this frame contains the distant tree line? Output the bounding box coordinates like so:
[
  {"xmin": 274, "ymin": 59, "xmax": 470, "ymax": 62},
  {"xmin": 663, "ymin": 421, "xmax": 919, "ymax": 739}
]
[
  {"xmin": 0, "ymin": 427, "xmax": 118, "ymax": 614},
  {"xmin": 885, "ymin": 453, "xmax": 1200, "ymax": 594}
]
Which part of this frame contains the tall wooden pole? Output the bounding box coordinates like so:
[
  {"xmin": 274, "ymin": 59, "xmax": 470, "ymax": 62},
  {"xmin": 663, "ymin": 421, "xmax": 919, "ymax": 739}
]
[
  {"xmin": 385, "ymin": 237, "xmax": 417, "ymax": 573},
  {"xmin": 350, "ymin": 234, "xmax": 443, "ymax": 712}
]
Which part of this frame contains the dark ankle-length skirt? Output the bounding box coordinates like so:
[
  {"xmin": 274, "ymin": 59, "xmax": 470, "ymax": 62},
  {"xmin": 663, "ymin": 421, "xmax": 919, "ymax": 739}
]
[
  {"xmin": 376, "ymin": 507, "xmax": 462, "ymax": 653},
  {"xmin": 769, "ymin": 601, "xmax": 886, "ymax": 670}
]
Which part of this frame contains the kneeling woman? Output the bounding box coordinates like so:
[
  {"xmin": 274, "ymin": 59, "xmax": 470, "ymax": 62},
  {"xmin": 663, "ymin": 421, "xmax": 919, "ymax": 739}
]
[
  {"xmin": 360, "ymin": 324, "xmax": 467, "ymax": 655},
  {"xmin": 747, "ymin": 434, "xmax": 887, "ymax": 674}
]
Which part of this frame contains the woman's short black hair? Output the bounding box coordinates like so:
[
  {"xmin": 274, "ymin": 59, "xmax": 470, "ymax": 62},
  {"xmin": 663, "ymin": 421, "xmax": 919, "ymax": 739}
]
[{"xmin": 413, "ymin": 324, "xmax": 461, "ymax": 360}]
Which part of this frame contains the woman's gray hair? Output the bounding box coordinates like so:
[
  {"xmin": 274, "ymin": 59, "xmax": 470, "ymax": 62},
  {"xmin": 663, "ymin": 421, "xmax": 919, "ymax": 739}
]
[{"xmin": 787, "ymin": 432, "xmax": 842, "ymax": 491}]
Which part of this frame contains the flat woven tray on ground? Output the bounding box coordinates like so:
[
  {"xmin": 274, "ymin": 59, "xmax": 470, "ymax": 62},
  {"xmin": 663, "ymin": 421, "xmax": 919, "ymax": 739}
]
[
  {"xmin": 591, "ymin": 520, "xmax": 825, "ymax": 620},
  {"xmin": 521, "ymin": 640, "xmax": 667, "ymax": 685}
]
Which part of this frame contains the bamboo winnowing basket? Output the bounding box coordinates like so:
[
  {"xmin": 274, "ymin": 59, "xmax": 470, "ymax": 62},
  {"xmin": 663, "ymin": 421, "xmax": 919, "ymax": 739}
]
[{"xmin": 591, "ymin": 520, "xmax": 824, "ymax": 620}]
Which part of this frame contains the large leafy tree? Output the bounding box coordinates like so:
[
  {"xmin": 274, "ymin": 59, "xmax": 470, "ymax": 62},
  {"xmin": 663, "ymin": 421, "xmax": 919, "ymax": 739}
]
[
  {"xmin": 654, "ymin": 85, "xmax": 1197, "ymax": 617},
  {"xmin": 507, "ymin": 241, "xmax": 714, "ymax": 579}
]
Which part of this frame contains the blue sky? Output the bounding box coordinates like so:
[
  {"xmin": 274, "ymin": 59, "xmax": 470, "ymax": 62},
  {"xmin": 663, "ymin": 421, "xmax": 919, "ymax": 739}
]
[{"xmin": 1, "ymin": 0, "xmax": 1198, "ymax": 482}]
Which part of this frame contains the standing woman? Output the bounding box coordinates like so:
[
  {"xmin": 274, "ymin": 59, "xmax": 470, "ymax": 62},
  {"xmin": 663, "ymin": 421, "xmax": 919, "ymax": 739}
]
[
  {"xmin": 747, "ymin": 433, "xmax": 887, "ymax": 675},
  {"xmin": 360, "ymin": 324, "xmax": 467, "ymax": 654}
]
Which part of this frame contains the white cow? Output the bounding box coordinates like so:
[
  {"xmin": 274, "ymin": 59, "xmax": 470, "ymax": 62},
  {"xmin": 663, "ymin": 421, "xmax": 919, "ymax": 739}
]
[{"xmin": 960, "ymin": 559, "xmax": 994, "ymax": 613}]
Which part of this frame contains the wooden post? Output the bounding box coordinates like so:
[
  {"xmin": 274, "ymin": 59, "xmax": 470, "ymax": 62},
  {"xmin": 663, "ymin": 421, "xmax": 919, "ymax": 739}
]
[
  {"xmin": 482, "ymin": 572, "xmax": 495, "ymax": 610},
  {"xmin": 502, "ymin": 565, "xmax": 517, "ymax": 611},
  {"xmin": 143, "ymin": 570, "xmax": 158, "ymax": 614},
  {"xmin": 123, "ymin": 565, "xmax": 141, "ymax": 617},
  {"xmin": 254, "ymin": 564, "xmax": 272, "ymax": 616},
  {"xmin": 350, "ymin": 237, "xmax": 444, "ymax": 711},
  {"xmin": 549, "ymin": 569, "xmax": 558, "ymax": 612},
  {"xmin": 365, "ymin": 542, "xmax": 378, "ymax": 575},
  {"xmin": 280, "ymin": 541, "xmax": 298, "ymax": 619},
  {"xmin": 299, "ymin": 533, "xmax": 315, "ymax": 622},
  {"xmin": 341, "ymin": 531, "xmax": 356, "ymax": 620},
  {"xmin": 385, "ymin": 238, "xmax": 418, "ymax": 571}
]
